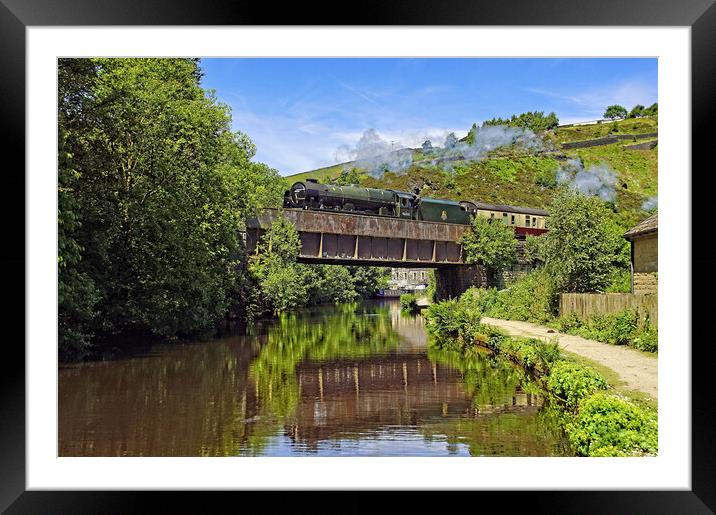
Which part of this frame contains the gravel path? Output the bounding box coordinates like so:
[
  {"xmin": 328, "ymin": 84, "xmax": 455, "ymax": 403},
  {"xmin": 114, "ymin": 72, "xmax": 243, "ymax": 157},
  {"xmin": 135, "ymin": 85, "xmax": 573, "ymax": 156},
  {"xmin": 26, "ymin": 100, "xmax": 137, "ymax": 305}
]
[{"xmin": 481, "ymin": 317, "xmax": 658, "ymax": 400}]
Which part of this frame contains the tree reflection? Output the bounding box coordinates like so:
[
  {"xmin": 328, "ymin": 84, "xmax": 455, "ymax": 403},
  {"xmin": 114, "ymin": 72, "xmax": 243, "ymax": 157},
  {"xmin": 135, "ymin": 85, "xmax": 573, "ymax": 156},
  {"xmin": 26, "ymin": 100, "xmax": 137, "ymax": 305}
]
[{"xmin": 249, "ymin": 303, "xmax": 400, "ymax": 419}]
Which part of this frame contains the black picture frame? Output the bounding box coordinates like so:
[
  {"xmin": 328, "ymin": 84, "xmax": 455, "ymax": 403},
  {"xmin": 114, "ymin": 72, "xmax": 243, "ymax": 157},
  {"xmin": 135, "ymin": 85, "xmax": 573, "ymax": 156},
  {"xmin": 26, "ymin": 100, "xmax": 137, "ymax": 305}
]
[{"xmin": 3, "ymin": 0, "xmax": 714, "ymax": 511}]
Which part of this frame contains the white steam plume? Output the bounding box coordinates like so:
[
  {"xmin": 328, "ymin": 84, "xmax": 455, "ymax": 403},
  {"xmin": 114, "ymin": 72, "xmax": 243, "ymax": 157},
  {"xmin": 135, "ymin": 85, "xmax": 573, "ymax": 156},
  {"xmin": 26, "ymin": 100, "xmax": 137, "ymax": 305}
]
[
  {"xmin": 334, "ymin": 129, "xmax": 413, "ymax": 177},
  {"xmin": 332, "ymin": 125, "xmax": 550, "ymax": 179},
  {"xmin": 419, "ymin": 125, "xmax": 547, "ymax": 170},
  {"xmin": 557, "ymin": 158, "xmax": 619, "ymax": 202},
  {"xmin": 641, "ymin": 196, "xmax": 658, "ymax": 210}
]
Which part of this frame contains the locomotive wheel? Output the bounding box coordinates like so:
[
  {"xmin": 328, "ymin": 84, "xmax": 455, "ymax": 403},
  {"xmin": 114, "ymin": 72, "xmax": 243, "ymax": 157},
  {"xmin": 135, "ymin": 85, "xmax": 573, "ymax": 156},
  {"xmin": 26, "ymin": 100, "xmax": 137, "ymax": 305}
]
[{"xmin": 344, "ymin": 203, "xmax": 355, "ymax": 211}]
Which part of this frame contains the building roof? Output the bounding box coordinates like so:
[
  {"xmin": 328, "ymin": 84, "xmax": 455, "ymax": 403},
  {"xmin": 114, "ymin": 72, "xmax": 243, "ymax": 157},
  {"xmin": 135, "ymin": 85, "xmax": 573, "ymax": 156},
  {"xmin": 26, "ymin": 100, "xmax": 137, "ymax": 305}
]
[
  {"xmin": 466, "ymin": 201, "xmax": 549, "ymax": 216},
  {"xmin": 624, "ymin": 214, "xmax": 658, "ymax": 240}
]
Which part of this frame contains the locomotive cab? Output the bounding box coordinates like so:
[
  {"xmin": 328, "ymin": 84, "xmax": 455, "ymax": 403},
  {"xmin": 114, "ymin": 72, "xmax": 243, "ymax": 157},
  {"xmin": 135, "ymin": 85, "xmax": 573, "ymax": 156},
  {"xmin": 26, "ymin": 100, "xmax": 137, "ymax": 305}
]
[{"xmin": 396, "ymin": 192, "xmax": 415, "ymax": 219}]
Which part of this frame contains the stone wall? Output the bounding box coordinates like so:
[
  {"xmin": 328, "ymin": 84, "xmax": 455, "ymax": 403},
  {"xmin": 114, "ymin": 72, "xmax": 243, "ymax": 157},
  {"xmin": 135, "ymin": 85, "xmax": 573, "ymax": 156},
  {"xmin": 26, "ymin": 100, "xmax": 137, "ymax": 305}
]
[
  {"xmin": 623, "ymin": 139, "xmax": 657, "ymax": 151},
  {"xmin": 433, "ymin": 262, "xmax": 537, "ymax": 300},
  {"xmin": 561, "ymin": 132, "xmax": 658, "ymax": 149},
  {"xmin": 633, "ymin": 233, "xmax": 657, "ymax": 273},
  {"xmin": 434, "ymin": 265, "xmax": 489, "ymax": 300},
  {"xmin": 633, "ymin": 272, "xmax": 658, "ymax": 295}
]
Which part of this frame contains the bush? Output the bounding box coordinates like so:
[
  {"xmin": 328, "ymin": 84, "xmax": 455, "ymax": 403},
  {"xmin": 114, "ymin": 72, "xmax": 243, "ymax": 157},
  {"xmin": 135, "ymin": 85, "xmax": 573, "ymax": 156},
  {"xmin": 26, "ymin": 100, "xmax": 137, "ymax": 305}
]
[
  {"xmin": 567, "ymin": 392, "xmax": 658, "ymax": 456},
  {"xmin": 605, "ymin": 270, "xmax": 631, "ymax": 293},
  {"xmin": 534, "ymin": 164, "xmax": 558, "ymax": 188},
  {"xmin": 425, "ymin": 270, "xmax": 437, "ymax": 302},
  {"xmin": 425, "ymin": 293, "xmax": 485, "ymax": 347},
  {"xmin": 400, "ymin": 293, "xmax": 419, "ymax": 312},
  {"xmin": 473, "ymin": 269, "xmax": 557, "ymax": 324},
  {"xmin": 425, "ymin": 298, "xmax": 478, "ymax": 346},
  {"xmin": 546, "ymin": 361, "xmax": 608, "ymax": 411},
  {"xmin": 632, "ymin": 329, "xmax": 658, "ymax": 352},
  {"xmin": 606, "ymin": 310, "xmax": 639, "ymax": 345},
  {"xmin": 500, "ymin": 337, "xmax": 562, "ymax": 373},
  {"xmin": 553, "ymin": 312, "xmax": 581, "ymax": 332},
  {"xmin": 553, "ymin": 309, "xmax": 657, "ymax": 352}
]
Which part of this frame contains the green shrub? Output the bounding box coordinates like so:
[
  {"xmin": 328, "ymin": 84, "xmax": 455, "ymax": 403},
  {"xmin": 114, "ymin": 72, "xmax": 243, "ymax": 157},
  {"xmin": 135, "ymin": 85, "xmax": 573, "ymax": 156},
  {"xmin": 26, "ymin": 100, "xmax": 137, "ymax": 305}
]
[
  {"xmin": 492, "ymin": 335, "xmax": 561, "ymax": 373},
  {"xmin": 546, "ymin": 361, "xmax": 608, "ymax": 411},
  {"xmin": 518, "ymin": 338, "xmax": 561, "ymax": 372},
  {"xmin": 487, "ymin": 269, "xmax": 557, "ymax": 324},
  {"xmin": 555, "ymin": 309, "xmax": 656, "ymax": 352},
  {"xmin": 424, "ymin": 297, "xmax": 481, "ymax": 347},
  {"xmin": 606, "ymin": 310, "xmax": 638, "ymax": 345},
  {"xmin": 466, "ymin": 287, "xmax": 501, "ymax": 314},
  {"xmin": 632, "ymin": 329, "xmax": 658, "ymax": 352},
  {"xmin": 400, "ymin": 293, "xmax": 419, "ymax": 312},
  {"xmin": 534, "ymin": 163, "xmax": 558, "ymax": 188},
  {"xmin": 606, "ymin": 270, "xmax": 631, "ymax": 293},
  {"xmin": 553, "ymin": 312, "xmax": 581, "ymax": 332},
  {"xmin": 456, "ymin": 270, "xmax": 557, "ymax": 323},
  {"xmin": 567, "ymin": 392, "xmax": 658, "ymax": 456}
]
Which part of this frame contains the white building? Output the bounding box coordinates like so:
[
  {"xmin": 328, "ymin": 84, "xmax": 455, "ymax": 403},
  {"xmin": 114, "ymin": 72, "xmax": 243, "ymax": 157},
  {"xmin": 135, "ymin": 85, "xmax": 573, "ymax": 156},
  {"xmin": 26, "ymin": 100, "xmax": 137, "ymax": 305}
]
[{"xmin": 389, "ymin": 268, "xmax": 430, "ymax": 291}]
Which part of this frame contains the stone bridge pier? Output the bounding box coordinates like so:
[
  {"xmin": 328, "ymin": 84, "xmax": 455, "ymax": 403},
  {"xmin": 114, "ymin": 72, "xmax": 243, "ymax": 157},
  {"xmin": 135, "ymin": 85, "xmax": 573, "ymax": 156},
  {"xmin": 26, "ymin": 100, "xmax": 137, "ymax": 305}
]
[{"xmin": 434, "ymin": 265, "xmax": 489, "ymax": 300}]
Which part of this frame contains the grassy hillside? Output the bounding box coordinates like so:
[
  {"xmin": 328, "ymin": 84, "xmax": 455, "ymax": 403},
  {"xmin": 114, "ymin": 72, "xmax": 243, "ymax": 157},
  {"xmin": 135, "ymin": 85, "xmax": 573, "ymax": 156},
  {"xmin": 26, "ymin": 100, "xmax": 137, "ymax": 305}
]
[
  {"xmin": 551, "ymin": 117, "xmax": 657, "ymax": 144},
  {"xmin": 288, "ymin": 162, "xmax": 350, "ymax": 183},
  {"xmin": 284, "ymin": 120, "xmax": 658, "ymax": 226}
]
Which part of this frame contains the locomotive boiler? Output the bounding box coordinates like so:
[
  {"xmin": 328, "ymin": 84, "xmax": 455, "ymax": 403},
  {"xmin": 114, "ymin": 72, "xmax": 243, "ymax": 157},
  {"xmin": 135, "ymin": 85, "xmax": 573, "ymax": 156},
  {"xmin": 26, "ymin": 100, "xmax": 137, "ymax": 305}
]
[{"xmin": 283, "ymin": 178, "xmax": 471, "ymax": 224}]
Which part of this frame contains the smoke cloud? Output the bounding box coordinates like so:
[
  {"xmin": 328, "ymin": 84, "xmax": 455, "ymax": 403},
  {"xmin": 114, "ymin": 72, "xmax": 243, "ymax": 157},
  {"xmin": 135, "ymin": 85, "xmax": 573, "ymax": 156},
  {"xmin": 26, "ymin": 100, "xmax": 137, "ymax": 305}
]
[
  {"xmin": 334, "ymin": 129, "xmax": 413, "ymax": 177},
  {"xmin": 334, "ymin": 125, "xmax": 547, "ymax": 178},
  {"xmin": 557, "ymin": 158, "xmax": 619, "ymax": 202},
  {"xmin": 641, "ymin": 196, "xmax": 658, "ymax": 211}
]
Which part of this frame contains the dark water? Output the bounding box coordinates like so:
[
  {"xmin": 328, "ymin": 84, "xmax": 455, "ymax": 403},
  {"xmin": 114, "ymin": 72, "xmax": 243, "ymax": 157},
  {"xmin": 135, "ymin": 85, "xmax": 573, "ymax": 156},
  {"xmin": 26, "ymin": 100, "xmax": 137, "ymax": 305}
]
[{"xmin": 59, "ymin": 301, "xmax": 570, "ymax": 456}]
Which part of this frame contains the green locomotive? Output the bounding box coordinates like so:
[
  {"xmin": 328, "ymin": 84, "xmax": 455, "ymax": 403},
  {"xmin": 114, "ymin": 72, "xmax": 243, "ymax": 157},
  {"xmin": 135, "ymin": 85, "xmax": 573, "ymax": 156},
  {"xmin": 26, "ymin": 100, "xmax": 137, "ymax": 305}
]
[{"xmin": 283, "ymin": 178, "xmax": 471, "ymax": 224}]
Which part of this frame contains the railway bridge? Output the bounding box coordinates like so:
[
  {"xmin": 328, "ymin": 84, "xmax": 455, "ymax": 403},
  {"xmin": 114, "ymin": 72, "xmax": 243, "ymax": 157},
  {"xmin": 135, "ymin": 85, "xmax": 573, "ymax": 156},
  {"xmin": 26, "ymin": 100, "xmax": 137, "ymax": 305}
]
[
  {"xmin": 247, "ymin": 208, "xmax": 469, "ymax": 267},
  {"xmin": 246, "ymin": 208, "xmax": 506, "ymax": 299}
]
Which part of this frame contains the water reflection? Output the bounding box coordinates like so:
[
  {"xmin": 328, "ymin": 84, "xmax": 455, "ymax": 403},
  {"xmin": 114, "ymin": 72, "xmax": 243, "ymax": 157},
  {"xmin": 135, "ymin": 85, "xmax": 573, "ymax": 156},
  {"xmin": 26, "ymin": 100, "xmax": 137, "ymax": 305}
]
[{"xmin": 59, "ymin": 301, "xmax": 569, "ymax": 456}]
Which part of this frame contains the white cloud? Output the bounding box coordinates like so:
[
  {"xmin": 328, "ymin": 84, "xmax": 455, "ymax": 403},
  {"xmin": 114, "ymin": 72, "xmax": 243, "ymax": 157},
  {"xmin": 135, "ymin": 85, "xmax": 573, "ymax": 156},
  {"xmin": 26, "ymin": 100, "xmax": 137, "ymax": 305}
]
[
  {"xmin": 526, "ymin": 78, "xmax": 657, "ymax": 120},
  {"xmin": 225, "ymin": 89, "xmax": 467, "ymax": 175}
]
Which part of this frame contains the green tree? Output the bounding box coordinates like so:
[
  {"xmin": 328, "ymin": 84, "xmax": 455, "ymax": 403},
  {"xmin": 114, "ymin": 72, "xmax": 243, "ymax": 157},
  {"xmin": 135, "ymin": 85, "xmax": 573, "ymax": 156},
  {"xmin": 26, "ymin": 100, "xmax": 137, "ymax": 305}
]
[
  {"xmin": 347, "ymin": 266, "xmax": 390, "ymax": 297},
  {"xmin": 58, "ymin": 58, "xmax": 283, "ymax": 355},
  {"xmin": 523, "ymin": 234, "xmax": 545, "ymax": 264},
  {"xmin": 482, "ymin": 111, "xmax": 559, "ymax": 132},
  {"xmin": 465, "ymin": 123, "xmax": 478, "ymax": 145},
  {"xmin": 628, "ymin": 104, "xmax": 645, "ymax": 118},
  {"xmin": 541, "ymin": 189, "xmax": 618, "ymax": 292},
  {"xmin": 58, "ymin": 59, "xmax": 102, "ymax": 358},
  {"xmin": 248, "ymin": 216, "xmax": 308, "ymax": 314},
  {"xmin": 305, "ymin": 265, "xmax": 358, "ymax": 304},
  {"xmin": 603, "ymin": 105, "xmax": 627, "ymax": 120},
  {"xmin": 461, "ymin": 216, "xmax": 517, "ymax": 272},
  {"xmin": 644, "ymin": 102, "xmax": 658, "ymax": 116}
]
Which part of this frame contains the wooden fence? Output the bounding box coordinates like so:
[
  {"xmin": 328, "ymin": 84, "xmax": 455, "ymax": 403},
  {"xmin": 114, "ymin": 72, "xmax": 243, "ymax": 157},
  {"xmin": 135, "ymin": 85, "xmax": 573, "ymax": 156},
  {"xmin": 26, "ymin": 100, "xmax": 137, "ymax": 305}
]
[{"xmin": 559, "ymin": 293, "xmax": 658, "ymax": 326}]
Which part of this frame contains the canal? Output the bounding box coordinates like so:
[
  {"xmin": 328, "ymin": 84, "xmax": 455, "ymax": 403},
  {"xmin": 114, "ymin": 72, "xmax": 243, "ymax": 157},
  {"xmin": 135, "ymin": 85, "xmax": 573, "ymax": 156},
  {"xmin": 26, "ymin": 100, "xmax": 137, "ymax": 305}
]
[{"xmin": 59, "ymin": 300, "xmax": 570, "ymax": 456}]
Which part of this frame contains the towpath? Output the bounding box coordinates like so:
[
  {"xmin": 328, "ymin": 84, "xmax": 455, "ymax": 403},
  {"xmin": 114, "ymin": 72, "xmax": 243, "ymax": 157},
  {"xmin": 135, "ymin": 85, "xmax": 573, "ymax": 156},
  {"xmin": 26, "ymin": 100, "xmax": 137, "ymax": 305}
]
[{"xmin": 481, "ymin": 317, "xmax": 658, "ymax": 400}]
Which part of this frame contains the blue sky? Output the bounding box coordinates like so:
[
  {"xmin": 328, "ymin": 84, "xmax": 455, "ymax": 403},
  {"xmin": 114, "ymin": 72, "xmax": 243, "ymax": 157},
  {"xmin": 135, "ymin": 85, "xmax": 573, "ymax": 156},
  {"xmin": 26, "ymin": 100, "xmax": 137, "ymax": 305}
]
[{"xmin": 199, "ymin": 58, "xmax": 657, "ymax": 175}]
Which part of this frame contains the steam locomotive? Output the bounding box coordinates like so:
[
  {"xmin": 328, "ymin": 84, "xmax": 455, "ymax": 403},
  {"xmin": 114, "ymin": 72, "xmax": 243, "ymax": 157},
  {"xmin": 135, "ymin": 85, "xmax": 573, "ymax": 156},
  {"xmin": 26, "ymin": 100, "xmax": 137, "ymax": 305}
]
[{"xmin": 283, "ymin": 178, "xmax": 548, "ymax": 235}]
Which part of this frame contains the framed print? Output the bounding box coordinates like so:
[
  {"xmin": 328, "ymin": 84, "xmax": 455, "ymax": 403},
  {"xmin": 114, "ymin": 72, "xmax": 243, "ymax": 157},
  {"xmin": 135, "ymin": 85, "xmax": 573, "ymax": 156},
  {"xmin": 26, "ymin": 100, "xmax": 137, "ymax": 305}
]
[{"xmin": 4, "ymin": 0, "xmax": 715, "ymax": 511}]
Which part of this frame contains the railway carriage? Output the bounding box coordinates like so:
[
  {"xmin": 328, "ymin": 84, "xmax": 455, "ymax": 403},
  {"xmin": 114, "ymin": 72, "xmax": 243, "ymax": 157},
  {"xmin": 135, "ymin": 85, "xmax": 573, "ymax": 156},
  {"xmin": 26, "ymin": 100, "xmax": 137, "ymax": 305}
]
[{"xmin": 458, "ymin": 200, "xmax": 549, "ymax": 237}]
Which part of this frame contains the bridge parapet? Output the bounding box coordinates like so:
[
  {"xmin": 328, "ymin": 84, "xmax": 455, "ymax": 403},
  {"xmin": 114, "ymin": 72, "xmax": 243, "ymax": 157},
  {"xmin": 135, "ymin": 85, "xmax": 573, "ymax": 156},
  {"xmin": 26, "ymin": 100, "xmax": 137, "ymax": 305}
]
[{"xmin": 246, "ymin": 208, "xmax": 469, "ymax": 267}]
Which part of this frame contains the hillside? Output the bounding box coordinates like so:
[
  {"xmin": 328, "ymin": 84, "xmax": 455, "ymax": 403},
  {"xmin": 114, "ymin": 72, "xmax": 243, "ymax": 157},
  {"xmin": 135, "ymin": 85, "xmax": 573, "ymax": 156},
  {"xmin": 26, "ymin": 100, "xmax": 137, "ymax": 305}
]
[{"xmin": 285, "ymin": 119, "xmax": 658, "ymax": 226}]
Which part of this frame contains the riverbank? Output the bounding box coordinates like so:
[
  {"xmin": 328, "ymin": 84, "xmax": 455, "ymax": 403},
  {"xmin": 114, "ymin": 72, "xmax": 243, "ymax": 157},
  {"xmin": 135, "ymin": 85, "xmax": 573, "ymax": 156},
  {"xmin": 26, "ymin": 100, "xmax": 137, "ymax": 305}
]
[
  {"xmin": 424, "ymin": 297, "xmax": 658, "ymax": 457},
  {"xmin": 482, "ymin": 317, "xmax": 657, "ymax": 402}
]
